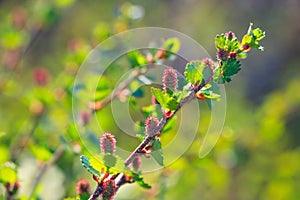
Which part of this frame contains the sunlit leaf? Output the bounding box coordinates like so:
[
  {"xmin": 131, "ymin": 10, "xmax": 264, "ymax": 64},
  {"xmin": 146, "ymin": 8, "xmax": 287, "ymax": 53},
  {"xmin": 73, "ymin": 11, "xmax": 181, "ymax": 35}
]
[
  {"xmin": 0, "ymin": 165, "xmax": 17, "ymax": 184},
  {"xmin": 151, "ymin": 139, "xmax": 164, "ymax": 166}
]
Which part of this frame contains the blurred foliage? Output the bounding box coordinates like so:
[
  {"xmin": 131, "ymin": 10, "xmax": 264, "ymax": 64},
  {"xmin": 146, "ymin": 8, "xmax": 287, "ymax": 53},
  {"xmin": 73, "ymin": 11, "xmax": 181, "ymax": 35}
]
[{"xmin": 0, "ymin": 0, "xmax": 299, "ymax": 200}]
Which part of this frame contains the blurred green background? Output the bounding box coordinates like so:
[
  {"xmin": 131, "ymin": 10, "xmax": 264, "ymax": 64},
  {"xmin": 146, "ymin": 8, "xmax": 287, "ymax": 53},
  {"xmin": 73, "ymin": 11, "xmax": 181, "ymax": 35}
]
[{"xmin": 1, "ymin": 0, "xmax": 300, "ymax": 199}]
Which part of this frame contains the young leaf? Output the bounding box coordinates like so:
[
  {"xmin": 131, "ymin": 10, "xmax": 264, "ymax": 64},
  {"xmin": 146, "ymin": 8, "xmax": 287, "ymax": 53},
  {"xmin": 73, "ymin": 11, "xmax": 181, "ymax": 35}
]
[
  {"xmin": 80, "ymin": 155, "xmax": 101, "ymax": 177},
  {"xmin": 151, "ymin": 88, "xmax": 178, "ymax": 111},
  {"xmin": 151, "ymin": 139, "xmax": 164, "ymax": 166},
  {"xmin": 132, "ymin": 173, "xmax": 151, "ymax": 189},
  {"xmin": 29, "ymin": 144, "xmax": 52, "ymax": 162},
  {"xmin": 163, "ymin": 38, "xmax": 180, "ymax": 53},
  {"xmin": 184, "ymin": 61, "xmax": 204, "ymax": 85},
  {"xmin": 127, "ymin": 50, "xmax": 147, "ymax": 68},
  {"xmin": 89, "ymin": 155, "xmax": 125, "ymax": 173}
]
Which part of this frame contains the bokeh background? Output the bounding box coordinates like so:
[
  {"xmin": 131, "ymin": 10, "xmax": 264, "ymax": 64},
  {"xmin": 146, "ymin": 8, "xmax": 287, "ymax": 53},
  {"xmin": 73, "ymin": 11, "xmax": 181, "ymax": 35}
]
[{"xmin": 1, "ymin": 0, "xmax": 300, "ymax": 199}]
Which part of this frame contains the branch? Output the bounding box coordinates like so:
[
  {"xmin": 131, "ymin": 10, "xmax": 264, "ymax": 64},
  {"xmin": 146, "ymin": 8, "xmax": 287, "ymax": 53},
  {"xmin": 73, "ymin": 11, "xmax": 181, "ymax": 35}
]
[
  {"xmin": 88, "ymin": 65, "xmax": 219, "ymax": 198},
  {"xmin": 28, "ymin": 146, "xmax": 65, "ymax": 199},
  {"xmin": 91, "ymin": 67, "xmax": 145, "ymax": 113}
]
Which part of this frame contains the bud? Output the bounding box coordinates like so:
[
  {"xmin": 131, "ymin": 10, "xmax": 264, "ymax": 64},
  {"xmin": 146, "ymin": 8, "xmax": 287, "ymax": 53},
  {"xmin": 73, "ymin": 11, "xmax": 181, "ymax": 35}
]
[
  {"xmin": 225, "ymin": 31, "xmax": 236, "ymax": 40},
  {"xmin": 100, "ymin": 132, "xmax": 116, "ymax": 154},
  {"xmin": 146, "ymin": 53, "xmax": 154, "ymax": 63},
  {"xmin": 164, "ymin": 110, "xmax": 174, "ymax": 119},
  {"xmin": 229, "ymin": 52, "xmax": 237, "ymax": 58},
  {"xmin": 195, "ymin": 92, "xmax": 205, "ymax": 101},
  {"xmin": 155, "ymin": 49, "xmax": 165, "ymax": 59},
  {"xmin": 145, "ymin": 116, "xmax": 159, "ymax": 135},
  {"xmin": 77, "ymin": 111, "xmax": 92, "ymax": 126},
  {"xmin": 203, "ymin": 58, "xmax": 216, "ymax": 70},
  {"xmin": 242, "ymin": 43, "xmax": 250, "ymax": 52},
  {"xmin": 102, "ymin": 180, "xmax": 116, "ymax": 200},
  {"xmin": 217, "ymin": 49, "xmax": 229, "ymax": 61},
  {"xmin": 163, "ymin": 67, "xmax": 178, "ymax": 92},
  {"xmin": 132, "ymin": 155, "xmax": 141, "ymax": 171},
  {"xmin": 76, "ymin": 179, "xmax": 90, "ymax": 195},
  {"xmin": 33, "ymin": 67, "xmax": 50, "ymax": 86}
]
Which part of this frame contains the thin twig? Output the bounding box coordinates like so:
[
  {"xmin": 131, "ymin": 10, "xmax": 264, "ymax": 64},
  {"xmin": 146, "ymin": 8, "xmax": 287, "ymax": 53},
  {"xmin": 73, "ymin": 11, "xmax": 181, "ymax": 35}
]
[{"xmin": 28, "ymin": 146, "xmax": 65, "ymax": 199}]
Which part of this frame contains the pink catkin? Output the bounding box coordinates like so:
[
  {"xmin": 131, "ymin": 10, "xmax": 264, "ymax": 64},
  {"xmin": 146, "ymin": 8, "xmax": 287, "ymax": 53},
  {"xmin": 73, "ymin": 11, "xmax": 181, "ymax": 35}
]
[
  {"xmin": 163, "ymin": 67, "xmax": 178, "ymax": 92},
  {"xmin": 100, "ymin": 132, "xmax": 116, "ymax": 155},
  {"xmin": 145, "ymin": 116, "xmax": 159, "ymax": 135},
  {"xmin": 102, "ymin": 180, "xmax": 116, "ymax": 200}
]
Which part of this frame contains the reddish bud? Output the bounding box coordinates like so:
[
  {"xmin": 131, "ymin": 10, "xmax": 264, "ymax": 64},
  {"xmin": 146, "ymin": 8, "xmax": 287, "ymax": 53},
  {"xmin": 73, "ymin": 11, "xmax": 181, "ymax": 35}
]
[
  {"xmin": 242, "ymin": 44, "xmax": 251, "ymax": 52},
  {"xmin": 155, "ymin": 49, "xmax": 165, "ymax": 59},
  {"xmin": 88, "ymin": 101, "xmax": 102, "ymax": 111},
  {"xmin": 102, "ymin": 180, "xmax": 116, "ymax": 200},
  {"xmin": 225, "ymin": 31, "xmax": 236, "ymax": 40},
  {"xmin": 76, "ymin": 179, "xmax": 90, "ymax": 195},
  {"xmin": 2, "ymin": 49, "xmax": 20, "ymax": 69},
  {"xmin": 146, "ymin": 53, "xmax": 154, "ymax": 63},
  {"xmin": 145, "ymin": 116, "xmax": 159, "ymax": 135},
  {"xmin": 164, "ymin": 110, "xmax": 174, "ymax": 119},
  {"xmin": 100, "ymin": 132, "xmax": 116, "ymax": 155},
  {"xmin": 229, "ymin": 52, "xmax": 237, "ymax": 58},
  {"xmin": 92, "ymin": 175, "xmax": 100, "ymax": 184},
  {"xmin": 163, "ymin": 67, "xmax": 178, "ymax": 92},
  {"xmin": 77, "ymin": 111, "xmax": 92, "ymax": 126},
  {"xmin": 196, "ymin": 92, "xmax": 205, "ymax": 101},
  {"xmin": 11, "ymin": 7, "xmax": 27, "ymax": 29},
  {"xmin": 33, "ymin": 67, "xmax": 50, "ymax": 86},
  {"xmin": 142, "ymin": 146, "xmax": 152, "ymax": 158},
  {"xmin": 217, "ymin": 49, "xmax": 229, "ymax": 61}
]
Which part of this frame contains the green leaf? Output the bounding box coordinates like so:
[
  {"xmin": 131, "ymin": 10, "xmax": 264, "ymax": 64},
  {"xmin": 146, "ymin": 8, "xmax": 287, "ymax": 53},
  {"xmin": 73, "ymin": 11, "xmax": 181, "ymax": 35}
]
[
  {"xmin": 132, "ymin": 173, "xmax": 151, "ymax": 189},
  {"xmin": 80, "ymin": 155, "xmax": 101, "ymax": 177},
  {"xmin": 151, "ymin": 88, "xmax": 178, "ymax": 111},
  {"xmin": 0, "ymin": 165, "xmax": 17, "ymax": 184},
  {"xmin": 184, "ymin": 61, "xmax": 204, "ymax": 85},
  {"xmin": 135, "ymin": 121, "xmax": 146, "ymax": 142},
  {"xmin": 127, "ymin": 50, "xmax": 147, "ymax": 68},
  {"xmin": 66, "ymin": 122, "xmax": 79, "ymax": 141},
  {"xmin": 0, "ymin": 146, "xmax": 9, "ymax": 165},
  {"xmin": 29, "ymin": 144, "xmax": 52, "ymax": 162},
  {"xmin": 89, "ymin": 155, "xmax": 125, "ymax": 174},
  {"xmin": 218, "ymin": 58, "xmax": 241, "ymax": 83},
  {"xmin": 163, "ymin": 38, "xmax": 180, "ymax": 58},
  {"xmin": 215, "ymin": 34, "xmax": 227, "ymax": 50},
  {"xmin": 141, "ymin": 104, "xmax": 163, "ymax": 119},
  {"xmin": 162, "ymin": 116, "xmax": 176, "ymax": 133},
  {"xmin": 151, "ymin": 139, "xmax": 164, "ymax": 166},
  {"xmin": 243, "ymin": 23, "xmax": 265, "ymax": 51}
]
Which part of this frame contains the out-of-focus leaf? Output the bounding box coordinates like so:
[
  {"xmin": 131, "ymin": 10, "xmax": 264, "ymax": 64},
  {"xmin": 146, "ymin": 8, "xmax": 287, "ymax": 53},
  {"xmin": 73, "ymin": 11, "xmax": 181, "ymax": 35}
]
[
  {"xmin": 0, "ymin": 146, "xmax": 9, "ymax": 164},
  {"xmin": 163, "ymin": 38, "xmax": 180, "ymax": 58},
  {"xmin": 0, "ymin": 165, "xmax": 17, "ymax": 184},
  {"xmin": 127, "ymin": 50, "xmax": 147, "ymax": 68},
  {"xmin": 29, "ymin": 144, "xmax": 52, "ymax": 162}
]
